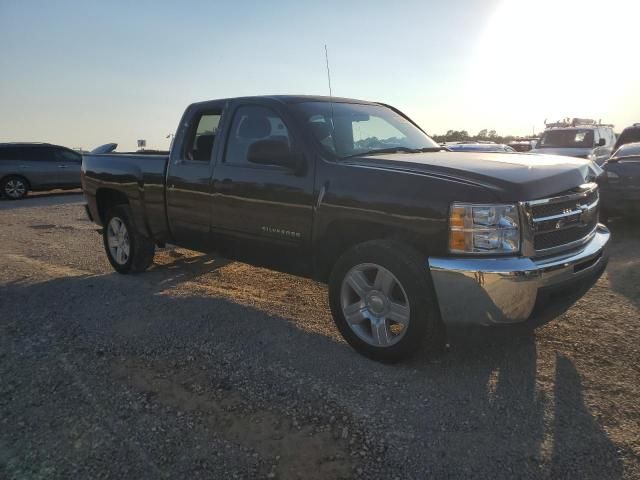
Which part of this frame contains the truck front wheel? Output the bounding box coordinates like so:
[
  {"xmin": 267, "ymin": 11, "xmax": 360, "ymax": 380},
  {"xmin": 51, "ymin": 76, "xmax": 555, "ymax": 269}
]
[
  {"xmin": 328, "ymin": 239, "xmax": 445, "ymax": 362},
  {"xmin": 103, "ymin": 206, "xmax": 155, "ymax": 274}
]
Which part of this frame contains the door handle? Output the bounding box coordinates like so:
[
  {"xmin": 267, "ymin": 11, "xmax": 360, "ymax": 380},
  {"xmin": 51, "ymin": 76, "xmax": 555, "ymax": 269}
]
[{"xmin": 57, "ymin": 165, "xmax": 69, "ymax": 169}]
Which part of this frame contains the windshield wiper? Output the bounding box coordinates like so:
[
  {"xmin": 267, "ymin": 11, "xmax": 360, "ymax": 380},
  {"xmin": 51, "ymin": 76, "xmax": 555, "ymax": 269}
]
[
  {"xmin": 342, "ymin": 146, "xmax": 445, "ymax": 159},
  {"xmin": 417, "ymin": 147, "xmax": 448, "ymax": 152}
]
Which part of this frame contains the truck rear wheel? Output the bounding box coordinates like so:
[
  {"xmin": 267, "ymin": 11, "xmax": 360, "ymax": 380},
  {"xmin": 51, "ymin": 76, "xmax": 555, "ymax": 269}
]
[
  {"xmin": 103, "ymin": 205, "xmax": 155, "ymax": 274},
  {"xmin": 328, "ymin": 239, "xmax": 445, "ymax": 362}
]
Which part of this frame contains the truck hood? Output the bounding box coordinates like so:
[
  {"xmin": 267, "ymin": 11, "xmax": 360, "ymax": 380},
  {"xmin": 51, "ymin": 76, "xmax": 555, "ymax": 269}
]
[
  {"xmin": 344, "ymin": 151, "xmax": 602, "ymax": 201},
  {"xmin": 529, "ymin": 147, "xmax": 592, "ymax": 158}
]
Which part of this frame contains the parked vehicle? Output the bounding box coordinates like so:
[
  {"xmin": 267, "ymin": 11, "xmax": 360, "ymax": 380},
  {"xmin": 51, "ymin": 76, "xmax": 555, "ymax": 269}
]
[
  {"xmin": 445, "ymin": 142, "xmax": 516, "ymax": 153},
  {"xmin": 91, "ymin": 143, "xmax": 118, "ymax": 154},
  {"xmin": 509, "ymin": 139, "xmax": 538, "ymax": 152},
  {"xmin": 599, "ymin": 142, "xmax": 640, "ymax": 220},
  {"xmin": 531, "ymin": 118, "xmax": 616, "ymax": 165},
  {"xmin": 82, "ymin": 95, "xmax": 610, "ymax": 362},
  {"xmin": 0, "ymin": 143, "xmax": 82, "ymax": 199},
  {"xmin": 613, "ymin": 123, "xmax": 640, "ymax": 151},
  {"xmin": 91, "ymin": 143, "xmax": 170, "ymax": 155},
  {"xmin": 530, "ymin": 118, "xmax": 615, "ymax": 165}
]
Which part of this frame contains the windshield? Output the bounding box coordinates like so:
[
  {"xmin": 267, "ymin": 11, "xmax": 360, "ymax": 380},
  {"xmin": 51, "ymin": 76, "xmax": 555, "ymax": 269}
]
[
  {"xmin": 614, "ymin": 128, "xmax": 640, "ymax": 150},
  {"xmin": 538, "ymin": 129, "xmax": 594, "ymax": 148},
  {"xmin": 292, "ymin": 101, "xmax": 440, "ymax": 158}
]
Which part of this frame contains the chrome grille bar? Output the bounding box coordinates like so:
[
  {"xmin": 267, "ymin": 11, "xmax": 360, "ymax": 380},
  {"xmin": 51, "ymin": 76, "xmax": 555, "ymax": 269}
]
[{"xmin": 520, "ymin": 183, "xmax": 600, "ymax": 257}]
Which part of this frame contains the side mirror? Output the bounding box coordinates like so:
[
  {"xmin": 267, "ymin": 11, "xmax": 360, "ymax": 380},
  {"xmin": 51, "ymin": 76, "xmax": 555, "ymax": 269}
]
[
  {"xmin": 247, "ymin": 139, "xmax": 306, "ymax": 174},
  {"xmin": 597, "ymin": 138, "xmax": 606, "ymax": 147}
]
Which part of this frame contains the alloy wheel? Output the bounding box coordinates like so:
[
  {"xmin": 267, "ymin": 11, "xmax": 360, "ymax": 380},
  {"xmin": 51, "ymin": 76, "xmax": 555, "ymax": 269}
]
[
  {"xmin": 107, "ymin": 217, "xmax": 130, "ymax": 265},
  {"xmin": 5, "ymin": 179, "xmax": 26, "ymax": 199},
  {"xmin": 340, "ymin": 263, "xmax": 411, "ymax": 347}
]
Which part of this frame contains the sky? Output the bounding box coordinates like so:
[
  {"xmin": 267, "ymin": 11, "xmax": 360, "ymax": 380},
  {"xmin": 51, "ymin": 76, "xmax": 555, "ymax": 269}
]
[{"xmin": 1, "ymin": 0, "xmax": 638, "ymax": 151}]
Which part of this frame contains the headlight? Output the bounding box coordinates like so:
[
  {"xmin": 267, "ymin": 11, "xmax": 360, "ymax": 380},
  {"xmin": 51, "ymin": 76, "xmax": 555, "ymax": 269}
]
[
  {"xmin": 587, "ymin": 153, "xmax": 597, "ymax": 161},
  {"xmin": 449, "ymin": 203, "xmax": 520, "ymax": 254}
]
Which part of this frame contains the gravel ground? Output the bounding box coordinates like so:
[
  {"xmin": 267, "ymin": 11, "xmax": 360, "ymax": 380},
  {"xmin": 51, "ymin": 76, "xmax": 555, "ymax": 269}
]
[{"xmin": 0, "ymin": 194, "xmax": 638, "ymax": 479}]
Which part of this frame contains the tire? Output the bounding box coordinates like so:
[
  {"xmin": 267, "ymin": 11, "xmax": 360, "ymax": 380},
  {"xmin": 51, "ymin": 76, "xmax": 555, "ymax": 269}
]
[
  {"xmin": 102, "ymin": 205, "xmax": 155, "ymax": 274},
  {"xmin": 1, "ymin": 176, "xmax": 29, "ymax": 200},
  {"xmin": 328, "ymin": 239, "xmax": 445, "ymax": 363}
]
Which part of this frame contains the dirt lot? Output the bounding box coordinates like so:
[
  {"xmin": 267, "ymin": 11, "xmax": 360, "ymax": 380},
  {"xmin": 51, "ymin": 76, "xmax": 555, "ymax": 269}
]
[{"xmin": 0, "ymin": 193, "xmax": 638, "ymax": 479}]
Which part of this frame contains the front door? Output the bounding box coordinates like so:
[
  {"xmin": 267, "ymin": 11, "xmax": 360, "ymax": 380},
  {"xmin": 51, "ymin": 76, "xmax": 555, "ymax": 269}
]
[
  {"xmin": 210, "ymin": 101, "xmax": 315, "ymax": 251},
  {"xmin": 166, "ymin": 102, "xmax": 225, "ymax": 249},
  {"xmin": 52, "ymin": 147, "xmax": 82, "ymax": 187}
]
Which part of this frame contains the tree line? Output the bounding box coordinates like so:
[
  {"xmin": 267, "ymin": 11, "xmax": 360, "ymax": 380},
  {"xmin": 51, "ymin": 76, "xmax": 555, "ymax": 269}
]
[{"xmin": 430, "ymin": 129, "xmax": 535, "ymax": 144}]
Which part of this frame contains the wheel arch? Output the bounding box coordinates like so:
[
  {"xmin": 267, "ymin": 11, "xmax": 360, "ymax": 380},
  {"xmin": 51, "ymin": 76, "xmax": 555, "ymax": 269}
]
[
  {"xmin": 1, "ymin": 174, "xmax": 31, "ymax": 189},
  {"xmin": 95, "ymin": 188, "xmax": 130, "ymax": 224},
  {"xmin": 313, "ymin": 219, "xmax": 431, "ymax": 282},
  {"xmin": 0, "ymin": 174, "xmax": 31, "ymax": 198}
]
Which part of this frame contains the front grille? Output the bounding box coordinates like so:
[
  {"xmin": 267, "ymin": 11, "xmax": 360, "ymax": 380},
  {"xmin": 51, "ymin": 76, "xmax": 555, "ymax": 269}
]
[
  {"xmin": 524, "ymin": 184, "xmax": 599, "ymax": 254},
  {"xmin": 534, "ymin": 216, "xmax": 598, "ymax": 250},
  {"xmin": 531, "ymin": 189, "xmax": 598, "ymax": 219}
]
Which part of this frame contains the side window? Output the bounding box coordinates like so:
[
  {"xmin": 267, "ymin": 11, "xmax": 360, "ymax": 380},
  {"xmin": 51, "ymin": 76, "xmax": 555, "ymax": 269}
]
[
  {"xmin": 224, "ymin": 105, "xmax": 291, "ymax": 166},
  {"xmin": 309, "ymin": 114, "xmax": 335, "ymax": 153},
  {"xmin": 21, "ymin": 147, "xmax": 54, "ymax": 161},
  {"xmin": 0, "ymin": 148, "xmax": 13, "ymax": 160},
  {"xmin": 185, "ymin": 112, "xmax": 222, "ymax": 161},
  {"xmin": 351, "ymin": 115, "xmax": 407, "ymax": 150},
  {"xmin": 54, "ymin": 148, "xmax": 81, "ymax": 162}
]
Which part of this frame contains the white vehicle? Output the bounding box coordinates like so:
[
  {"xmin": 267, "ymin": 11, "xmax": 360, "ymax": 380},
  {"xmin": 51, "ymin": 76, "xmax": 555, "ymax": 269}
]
[{"xmin": 531, "ymin": 118, "xmax": 615, "ymax": 165}]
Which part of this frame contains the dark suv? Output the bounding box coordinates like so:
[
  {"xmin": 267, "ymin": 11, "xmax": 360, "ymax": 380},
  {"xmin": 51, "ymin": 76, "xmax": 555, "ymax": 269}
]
[
  {"xmin": 613, "ymin": 123, "xmax": 640, "ymax": 151},
  {"xmin": 0, "ymin": 143, "xmax": 82, "ymax": 199}
]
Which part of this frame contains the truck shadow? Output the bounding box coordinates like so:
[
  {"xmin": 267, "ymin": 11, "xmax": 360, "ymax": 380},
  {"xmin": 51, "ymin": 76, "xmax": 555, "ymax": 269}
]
[{"xmin": 0, "ymin": 254, "xmax": 624, "ymax": 479}]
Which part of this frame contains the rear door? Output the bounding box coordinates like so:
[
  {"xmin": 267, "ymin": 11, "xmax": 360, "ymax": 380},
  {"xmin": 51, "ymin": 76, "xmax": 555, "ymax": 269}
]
[
  {"xmin": 166, "ymin": 101, "xmax": 225, "ymax": 249},
  {"xmin": 209, "ymin": 100, "xmax": 315, "ymax": 249},
  {"xmin": 16, "ymin": 146, "xmax": 59, "ymax": 188},
  {"xmin": 52, "ymin": 147, "xmax": 82, "ymax": 187},
  {"xmin": 605, "ymin": 157, "xmax": 640, "ymax": 210}
]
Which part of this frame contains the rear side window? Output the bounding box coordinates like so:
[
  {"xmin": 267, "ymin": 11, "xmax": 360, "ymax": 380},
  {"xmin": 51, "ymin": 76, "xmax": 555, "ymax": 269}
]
[
  {"xmin": 0, "ymin": 147, "xmax": 19, "ymax": 160},
  {"xmin": 224, "ymin": 105, "xmax": 291, "ymax": 166},
  {"xmin": 0, "ymin": 146, "xmax": 53, "ymax": 161},
  {"xmin": 54, "ymin": 148, "xmax": 81, "ymax": 162},
  {"xmin": 185, "ymin": 112, "xmax": 222, "ymax": 161},
  {"xmin": 20, "ymin": 146, "xmax": 55, "ymax": 161}
]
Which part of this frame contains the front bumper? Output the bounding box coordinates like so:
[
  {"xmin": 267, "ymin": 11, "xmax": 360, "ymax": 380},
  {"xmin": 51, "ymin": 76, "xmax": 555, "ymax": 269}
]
[{"xmin": 428, "ymin": 224, "xmax": 610, "ymax": 326}]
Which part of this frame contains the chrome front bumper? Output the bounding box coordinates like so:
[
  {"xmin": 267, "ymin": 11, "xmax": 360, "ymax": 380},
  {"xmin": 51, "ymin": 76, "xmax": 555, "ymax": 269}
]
[{"xmin": 428, "ymin": 224, "xmax": 610, "ymax": 326}]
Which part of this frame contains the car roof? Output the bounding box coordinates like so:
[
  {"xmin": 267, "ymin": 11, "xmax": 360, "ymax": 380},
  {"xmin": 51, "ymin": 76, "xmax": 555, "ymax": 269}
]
[
  {"xmin": 0, "ymin": 142, "xmax": 65, "ymax": 148},
  {"xmin": 543, "ymin": 126, "xmax": 606, "ymax": 131},
  {"xmin": 621, "ymin": 124, "xmax": 640, "ymax": 133},
  {"xmin": 189, "ymin": 95, "xmax": 381, "ymax": 109},
  {"xmin": 612, "ymin": 142, "xmax": 640, "ymax": 158}
]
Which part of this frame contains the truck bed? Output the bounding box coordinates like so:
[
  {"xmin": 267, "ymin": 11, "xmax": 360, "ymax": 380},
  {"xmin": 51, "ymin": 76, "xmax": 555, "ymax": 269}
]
[{"xmin": 81, "ymin": 153, "xmax": 170, "ymax": 240}]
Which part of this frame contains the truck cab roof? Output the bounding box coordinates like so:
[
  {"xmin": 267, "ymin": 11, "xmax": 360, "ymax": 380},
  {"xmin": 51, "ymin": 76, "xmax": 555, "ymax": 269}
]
[{"xmin": 188, "ymin": 95, "xmax": 381, "ymax": 109}]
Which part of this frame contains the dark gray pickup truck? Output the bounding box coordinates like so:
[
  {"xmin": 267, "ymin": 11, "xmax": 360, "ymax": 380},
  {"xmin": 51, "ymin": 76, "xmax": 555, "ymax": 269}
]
[{"xmin": 82, "ymin": 95, "xmax": 610, "ymax": 362}]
